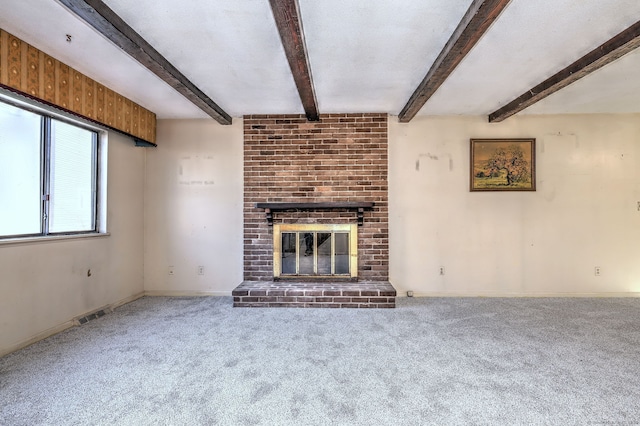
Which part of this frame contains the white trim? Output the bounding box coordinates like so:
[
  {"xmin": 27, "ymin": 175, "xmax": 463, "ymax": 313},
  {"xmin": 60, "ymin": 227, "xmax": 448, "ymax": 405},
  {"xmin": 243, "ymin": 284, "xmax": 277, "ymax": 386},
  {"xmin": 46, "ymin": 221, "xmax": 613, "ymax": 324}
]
[
  {"xmin": 0, "ymin": 321, "xmax": 75, "ymax": 358},
  {"xmin": 0, "ymin": 232, "xmax": 110, "ymax": 247},
  {"xmin": 0, "ymin": 291, "xmax": 144, "ymax": 357},
  {"xmin": 113, "ymin": 292, "xmax": 146, "ymax": 308},
  {"xmin": 144, "ymin": 290, "xmax": 233, "ymax": 297}
]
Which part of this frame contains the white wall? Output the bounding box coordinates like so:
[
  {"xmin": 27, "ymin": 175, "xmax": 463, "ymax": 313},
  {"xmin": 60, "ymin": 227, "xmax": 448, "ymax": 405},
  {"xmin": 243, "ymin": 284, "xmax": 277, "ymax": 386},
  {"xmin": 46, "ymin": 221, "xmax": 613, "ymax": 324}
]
[
  {"xmin": 0, "ymin": 132, "xmax": 145, "ymax": 355},
  {"xmin": 144, "ymin": 119, "xmax": 243, "ymax": 295},
  {"xmin": 389, "ymin": 114, "xmax": 640, "ymax": 296},
  {"xmin": 7, "ymin": 112, "xmax": 635, "ymax": 355}
]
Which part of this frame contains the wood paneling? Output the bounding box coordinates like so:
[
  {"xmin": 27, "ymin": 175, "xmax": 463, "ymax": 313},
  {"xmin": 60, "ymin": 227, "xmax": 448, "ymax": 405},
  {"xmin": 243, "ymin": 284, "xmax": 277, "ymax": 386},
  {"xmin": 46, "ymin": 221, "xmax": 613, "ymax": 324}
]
[
  {"xmin": 42, "ymin": 54, "xmax": 56, "ymax": 103},
  {"xmin": 58, "ymin": 62, "xmax": 70, "ymax": 109},
  {"xmin": 96, "ymin": 83, "xmax": 105, "ymax": 122},
  {"xmin": 105, "ymin": 87, "xmax": 115, "ymax": 127},
  {"xmin": 123, "ymin": 98, "xmax": 131, "ymax": 133},
  {"xmin": 0, "ymin": 32, "xmax": 3, "ymax": 82},
  {"xmin": 84, "ymin": 75, "xmax": 95, "ymax": 119},
  {"xmin": 7, "ymin": 33, "xmax": 21, "ymax": 89},
  {"xmin": 0, "ymin": 28, "xmax": 156, "ymax": 143},
  {"xmin": 115, "ymin": 93, "xmax": 124, "ymax": 129},
  {"xmin": 25, "ymin": 45, "xmax": 38, "ymax": 97},
  {"xmin": 71, "ymin": 69, "xmax": 83, "ymax": 114},
  {"xmin": 131, "ymin": 102, "xmax": 139, "ymax": 136}
]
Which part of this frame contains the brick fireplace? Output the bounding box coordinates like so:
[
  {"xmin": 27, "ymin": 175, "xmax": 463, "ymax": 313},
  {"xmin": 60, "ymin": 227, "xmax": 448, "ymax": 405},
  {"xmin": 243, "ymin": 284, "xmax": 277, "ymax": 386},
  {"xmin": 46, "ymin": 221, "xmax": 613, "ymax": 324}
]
[{"xmin": 233, "ymin": 113, "xmax": 395, "ymax": 307}]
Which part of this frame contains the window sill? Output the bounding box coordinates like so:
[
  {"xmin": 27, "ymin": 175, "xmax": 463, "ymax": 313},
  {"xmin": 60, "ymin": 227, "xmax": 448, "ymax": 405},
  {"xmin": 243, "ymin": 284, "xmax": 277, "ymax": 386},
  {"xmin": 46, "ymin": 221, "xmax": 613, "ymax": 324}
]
[{"xmin": 0, "ymin": 232, "xmax": 110, "ymax": 247}]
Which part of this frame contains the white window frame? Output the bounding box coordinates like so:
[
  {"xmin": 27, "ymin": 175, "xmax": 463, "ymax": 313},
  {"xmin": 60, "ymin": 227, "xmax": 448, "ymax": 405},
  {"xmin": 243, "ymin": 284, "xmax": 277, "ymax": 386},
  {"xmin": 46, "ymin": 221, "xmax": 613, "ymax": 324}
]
[{"xmin": 0, "ymin": 92, "xmax": 108, "ymax": 244}]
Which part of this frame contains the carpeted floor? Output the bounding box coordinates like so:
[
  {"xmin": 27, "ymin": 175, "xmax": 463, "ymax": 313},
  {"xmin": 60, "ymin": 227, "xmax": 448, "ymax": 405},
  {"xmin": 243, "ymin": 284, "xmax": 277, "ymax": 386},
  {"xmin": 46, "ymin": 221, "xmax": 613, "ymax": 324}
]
[{"xmin": 1, "ymin": 296, "xmax": 639, "ymax": 425}]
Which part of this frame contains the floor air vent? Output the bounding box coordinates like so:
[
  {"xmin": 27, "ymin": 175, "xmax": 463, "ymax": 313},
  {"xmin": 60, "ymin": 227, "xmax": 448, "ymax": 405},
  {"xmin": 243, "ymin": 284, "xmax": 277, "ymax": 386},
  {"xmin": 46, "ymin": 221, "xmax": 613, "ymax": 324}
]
[{"xmin": 76, "ymin": 309, "xmax": 108, "ymax": 325}]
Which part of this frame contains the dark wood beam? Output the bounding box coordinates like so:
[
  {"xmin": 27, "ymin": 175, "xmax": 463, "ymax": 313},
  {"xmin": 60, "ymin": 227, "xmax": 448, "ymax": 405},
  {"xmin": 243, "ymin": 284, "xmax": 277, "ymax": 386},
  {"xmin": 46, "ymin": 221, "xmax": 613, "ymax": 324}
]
[
  {"xmin": 269, "ymin": 0, "xmax": 319, "ymax": 121},
  {"xmin": 255, "ymin": 202, "xmax": 374, "ymax": 226},
  {"xmin": 57, "ymin": 0, "xmax": 232, "ymax": 125},
  {"xmin": 489, "ymin": 20, "xmax": 640, "ymax": 123},
  {"xmin": 398, "ymin": 0, "xmax": 512, "ymax": 123}
]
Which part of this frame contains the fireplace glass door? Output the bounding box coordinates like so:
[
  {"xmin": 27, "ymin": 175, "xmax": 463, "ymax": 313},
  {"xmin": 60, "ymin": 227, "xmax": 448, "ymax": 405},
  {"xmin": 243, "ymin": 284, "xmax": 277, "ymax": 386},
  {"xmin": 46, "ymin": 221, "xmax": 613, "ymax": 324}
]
[{"xmin": 274, "ymin": 224, "xmax": 357, "ymax": 278}]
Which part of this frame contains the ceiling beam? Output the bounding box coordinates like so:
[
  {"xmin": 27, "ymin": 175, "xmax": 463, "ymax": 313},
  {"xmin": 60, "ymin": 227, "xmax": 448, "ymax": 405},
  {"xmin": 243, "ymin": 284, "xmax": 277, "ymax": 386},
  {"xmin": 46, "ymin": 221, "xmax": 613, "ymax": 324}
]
[
  {"xmin": 398, "ymin": 0, "xmax": 512, "ymax": 123},
  {"xmin": 269, "ymin": 0, "xmax": 319, "ymax": 121},
  {"xmin": 489, "ymin": 20, "xmax": 640, "ymax": 123},
  {"xmin": 57, "ymin": 0, "xmax": 232, "ymax": 124}
]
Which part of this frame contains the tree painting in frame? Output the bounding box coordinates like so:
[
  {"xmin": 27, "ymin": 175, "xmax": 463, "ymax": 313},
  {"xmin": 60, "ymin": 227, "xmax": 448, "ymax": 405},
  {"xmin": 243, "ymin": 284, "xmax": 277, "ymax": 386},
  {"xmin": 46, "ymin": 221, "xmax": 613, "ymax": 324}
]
[{"xmin": 470, "ymin": 138, "xmax": 536, "ymax": 191}]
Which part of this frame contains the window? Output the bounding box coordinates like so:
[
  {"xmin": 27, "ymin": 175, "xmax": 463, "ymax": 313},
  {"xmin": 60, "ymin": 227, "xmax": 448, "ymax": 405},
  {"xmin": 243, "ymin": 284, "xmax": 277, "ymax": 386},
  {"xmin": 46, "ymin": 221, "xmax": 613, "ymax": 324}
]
[{"xmin": 0, "ymin": 100, "xmax": 99, "ymax": 238}]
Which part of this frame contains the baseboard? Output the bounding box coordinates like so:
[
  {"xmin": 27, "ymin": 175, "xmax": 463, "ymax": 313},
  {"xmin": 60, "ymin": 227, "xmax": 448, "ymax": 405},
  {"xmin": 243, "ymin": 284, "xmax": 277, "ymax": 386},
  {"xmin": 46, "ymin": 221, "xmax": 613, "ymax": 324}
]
[
  {"xmin": 6, "ymin": 290, "xmax": 635, "ymax": 357},
  {"xmin": 144, "ymin": 290, "xmax": 232, "ymax": 297},
  {"xmin": 0, "ymin": 320, "xmax": 75, "ymax": 358},
  {"xmin": 111, "ymin": 291, "xmax": 146, "ymax": 308},
  {"xmin": 399, "ymin": 292, "xmax": 640, "ymax": 298},
  {"xmin": 0, "ymin": 291, "xmax": 146, "ymax": 358}
]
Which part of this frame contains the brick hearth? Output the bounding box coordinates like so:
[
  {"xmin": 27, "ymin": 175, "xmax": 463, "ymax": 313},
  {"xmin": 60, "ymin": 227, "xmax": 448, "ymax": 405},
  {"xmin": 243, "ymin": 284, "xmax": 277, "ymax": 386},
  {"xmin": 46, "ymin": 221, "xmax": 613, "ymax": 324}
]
[{"xmin": 233, "ymin": 281, "xmax": 396, "ymax": 308}]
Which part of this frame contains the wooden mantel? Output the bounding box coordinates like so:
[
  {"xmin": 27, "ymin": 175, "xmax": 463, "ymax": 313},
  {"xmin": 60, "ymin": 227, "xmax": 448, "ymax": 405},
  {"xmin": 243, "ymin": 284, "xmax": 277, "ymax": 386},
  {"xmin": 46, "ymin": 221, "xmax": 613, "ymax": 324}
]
[{"xmin": 255, "ymin": 202, "xmax": 374, "ymax": 226}]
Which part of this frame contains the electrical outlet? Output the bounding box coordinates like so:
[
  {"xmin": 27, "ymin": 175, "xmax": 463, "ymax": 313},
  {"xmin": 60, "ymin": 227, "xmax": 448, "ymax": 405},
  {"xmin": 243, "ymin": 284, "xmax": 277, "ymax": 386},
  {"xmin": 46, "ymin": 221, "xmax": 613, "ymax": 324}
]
[
  {"xmin": 197, "ymin": 266, "xmax": 205, "ymax": 275},
  {"xmin": 168, "ymin": 266, "xmax": 175, "ymax": 276},
  {"xmin": 439, "ymin": 266, "xmax": 445, "ymax": 275},
  {"xmin": 594, "ymin": 266, "xmax": 601, "ymax": 276}
]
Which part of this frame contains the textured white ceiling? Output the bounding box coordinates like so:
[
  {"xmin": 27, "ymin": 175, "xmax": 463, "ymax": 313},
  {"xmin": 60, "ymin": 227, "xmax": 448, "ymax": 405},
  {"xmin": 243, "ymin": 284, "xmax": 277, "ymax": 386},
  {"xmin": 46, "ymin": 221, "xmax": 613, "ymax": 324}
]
[
  {"xmin": 0, "ymin": 0, "xmax": 639, "ymax": 120},
  {"xmin": 101, "ymin": 0, "xmax": 303, "ymax": 117},
  {"xmin": 298, "ymin": 0, "xmax": 472, "ymax": 113},
  {"xmin": 523, "ymin": 48, "xmax": 640, "ymax": 115},
  {"xmin": 420, "ymin": 0, "xmax": 640, "ymax": 116}
]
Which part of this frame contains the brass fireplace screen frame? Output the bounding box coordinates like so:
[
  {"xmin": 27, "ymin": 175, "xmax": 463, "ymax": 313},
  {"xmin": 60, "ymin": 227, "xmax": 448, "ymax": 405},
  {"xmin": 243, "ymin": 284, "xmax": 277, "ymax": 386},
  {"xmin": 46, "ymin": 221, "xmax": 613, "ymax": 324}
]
[{"xmin": 273, "ymin": 224, "xmax": 358, "ymax": 278}]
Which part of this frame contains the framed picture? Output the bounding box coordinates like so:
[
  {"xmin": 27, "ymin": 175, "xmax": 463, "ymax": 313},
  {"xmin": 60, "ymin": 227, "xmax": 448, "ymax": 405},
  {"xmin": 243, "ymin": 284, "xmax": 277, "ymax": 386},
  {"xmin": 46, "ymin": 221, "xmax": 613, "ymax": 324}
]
[{"xmin": 470, "ymin": 138, "xmax": 536, "ymax": 191}]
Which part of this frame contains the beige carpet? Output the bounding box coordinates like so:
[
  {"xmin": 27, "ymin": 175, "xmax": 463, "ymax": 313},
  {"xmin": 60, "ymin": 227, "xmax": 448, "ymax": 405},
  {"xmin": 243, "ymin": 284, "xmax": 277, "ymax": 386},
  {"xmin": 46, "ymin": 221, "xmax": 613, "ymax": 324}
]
[{"xmin": 1, "ymin": 296, "xmax": 639, "ymax": 425}]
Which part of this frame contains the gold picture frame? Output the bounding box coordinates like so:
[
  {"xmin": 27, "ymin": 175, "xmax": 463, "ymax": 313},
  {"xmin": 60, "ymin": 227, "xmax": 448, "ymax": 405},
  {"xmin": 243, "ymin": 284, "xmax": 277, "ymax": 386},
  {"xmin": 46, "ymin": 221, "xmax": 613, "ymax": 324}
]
[{"xmin": 470, "ymin": 138, "xmax": 536, "ymax": 191}]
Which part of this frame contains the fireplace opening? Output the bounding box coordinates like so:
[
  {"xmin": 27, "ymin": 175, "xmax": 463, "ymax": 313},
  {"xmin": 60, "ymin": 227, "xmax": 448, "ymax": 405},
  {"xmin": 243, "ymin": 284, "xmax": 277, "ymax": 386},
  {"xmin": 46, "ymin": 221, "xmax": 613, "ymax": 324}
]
[{"xmin": 273, "ymin": 224, "xmax": 357, "ymax": 279}]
